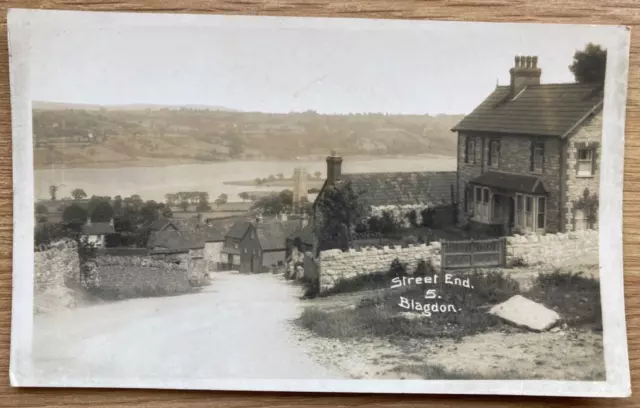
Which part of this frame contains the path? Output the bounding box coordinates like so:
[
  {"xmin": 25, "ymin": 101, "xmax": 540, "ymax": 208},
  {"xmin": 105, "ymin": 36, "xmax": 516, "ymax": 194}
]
[{"xmin": 31, "ymin": 272, "xmax": 344, "ymax": 383}]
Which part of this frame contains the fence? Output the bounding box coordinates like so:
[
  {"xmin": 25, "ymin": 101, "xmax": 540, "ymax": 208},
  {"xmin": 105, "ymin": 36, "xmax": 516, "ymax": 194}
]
[{"xmin": 441, "ymin": 237, "xmax": 506, "ymax": 269}]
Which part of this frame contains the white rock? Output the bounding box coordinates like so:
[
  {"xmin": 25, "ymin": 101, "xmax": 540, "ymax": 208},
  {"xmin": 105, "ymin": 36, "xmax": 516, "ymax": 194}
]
[{"xmin": 489, "ymin": 295, "xmax": 561, "ymax": 332}]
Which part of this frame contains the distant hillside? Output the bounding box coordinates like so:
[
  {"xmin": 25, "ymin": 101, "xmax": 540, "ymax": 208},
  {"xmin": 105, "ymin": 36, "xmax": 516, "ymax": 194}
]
[{"xmin": 32, "ymin": 106, "xmax": 463, "ymax": 168}]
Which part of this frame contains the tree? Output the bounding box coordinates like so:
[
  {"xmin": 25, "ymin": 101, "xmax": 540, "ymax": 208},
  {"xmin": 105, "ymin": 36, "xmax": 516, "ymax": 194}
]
[
  {"xmin": 35, "ymin": 203, "xmax": 48, "ymax": 223},
  {"xmin": 254, "ymin": 178, "xmax": 262, "ymax": 185},
  {"xmin": 197, "ymin": 195, "xmax": 212, "ymax": 212},
  {"xmin": 113, "ymin": 195, "xmax": 123, "ymax": 217},
  {"xmin": 239, "ymin": 192, "xmax": 250, "ymax": 202},
  {"xmin": 267, "ymin": 175, "xmax": 276, "ymax": 182},
  {"xmin": 160, "ymin": 203, "xmax": 173, "ymax": 219},
  {"xmin": 62, "ymin": 204, "xmax": 87, "ymax": 231},
  {"xmin": 71, "ymin": 188, "xmax": 87, "ymax": 200},
  {"xmin": 251, "ymin": 190, "xmax": 293, "ymax": 215},
  {"xmin": 214, "ymin": 193, "xmax": 228, "ymax": 208},
  {"xmin": 314, "ymin": 171, "xmax": 322, "ymax": 180},
  {"xmin": 48, "ymin": 185, "xmax": 59, "ymax": 201},
  {"xmin": 316, "ymin": 182, "xmax": 365, "ymax": 251},
  {"xmin": 569, "ymin": 43, "xmax": 607, "ymax": 85},
  {"xmin": 277, "ymin": 173, "xmax": 284, "ymax": 180},
  {"xmin": 179, "ymin": 199, "xmax": 190, "ymax": 212},
  {"xmin": 574, "ymin": 188, "xmax": 599, "ymax": 228},
  {"xmin": 91, "ymin": 201, "xmax": 114, "ymax": 223}
]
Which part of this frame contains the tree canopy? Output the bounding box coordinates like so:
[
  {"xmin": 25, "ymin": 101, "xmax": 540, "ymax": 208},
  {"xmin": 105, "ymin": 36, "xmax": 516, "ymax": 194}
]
[
  {"xmin": 315, "ymin": 182, "xmax": 365, "ymax": 251},
  {"xmin": 251, "ymin": 190, "xmax": 293, "ymax": 215},
  {"xmin": 71, "ymin": 188, "xmax": 87, "ymax": 200},
  {"xmin": 91, "ymin": 201, "xmax": 114, "ymax": 223},
  {"xmin": 569, "ymin": 43, "xmax": 607, "ymax": 85},
  {"xmin": 63, "ymin": 204, "xmax": 87, "ymax": 230}
]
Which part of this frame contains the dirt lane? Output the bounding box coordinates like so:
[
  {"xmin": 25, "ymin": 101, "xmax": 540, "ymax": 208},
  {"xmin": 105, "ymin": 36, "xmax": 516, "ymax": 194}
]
[{"xmin": 32, "ymin": 272, "xmax": 344, "ymax": 382}]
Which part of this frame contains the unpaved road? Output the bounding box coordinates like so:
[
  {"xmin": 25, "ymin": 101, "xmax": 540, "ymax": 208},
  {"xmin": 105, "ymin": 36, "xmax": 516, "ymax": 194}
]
[{"xmin": 32, "ymin": 272, "xmax": 344, "ymax": 382}]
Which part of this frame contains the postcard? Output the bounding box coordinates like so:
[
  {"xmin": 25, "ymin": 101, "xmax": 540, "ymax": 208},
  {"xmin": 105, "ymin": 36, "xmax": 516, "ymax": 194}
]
[{"xmin": 8, "ymin": 8, "xmax": 631, "ymax": 397}]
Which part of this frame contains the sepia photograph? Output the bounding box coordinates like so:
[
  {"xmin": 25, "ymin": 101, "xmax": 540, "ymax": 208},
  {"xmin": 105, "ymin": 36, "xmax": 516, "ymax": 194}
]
[{"xmin": 8, "ymin": 9, "xmax": 631, "ymax": 396}]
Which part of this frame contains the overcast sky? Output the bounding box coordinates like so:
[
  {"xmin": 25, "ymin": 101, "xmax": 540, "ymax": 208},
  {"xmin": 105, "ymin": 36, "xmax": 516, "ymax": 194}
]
[{"xmin": 23, "ymin": 12, "xmax": 622, "ymax": 115}]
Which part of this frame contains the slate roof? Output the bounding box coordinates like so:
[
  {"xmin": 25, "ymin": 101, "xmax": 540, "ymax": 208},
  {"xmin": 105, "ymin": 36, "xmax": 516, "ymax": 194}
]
[
  {"xmin": 469, "ymin": 171, "xmax": 547, "ymax": 194},
  {"xmin": 148, "ymin": 226, "xmax": 224, "ymax": 252},
  {"xmin": 82, "ymin": 223, "xmax": 115, "ymax": 235},
  {"xmin": 257, "ymin": 220, "xmax": 302, "ymax": 251},
  {"xmin": 226, "ymin": 220, "xmax": 253, "ymax": 240},
  {"xmin": 148, "ymin": 219, "xmax": 178, "ymax": 232},
  {"xmin": 288, "ymin": 224, "xmax": 316, "ymax": 246},
  {"xmin": 452, "ymin": 83, "xmax": 603, "ymax": 137},
  {"xmin": 336, "ymin": 171, "xmax": 457, "ymax": 207}
]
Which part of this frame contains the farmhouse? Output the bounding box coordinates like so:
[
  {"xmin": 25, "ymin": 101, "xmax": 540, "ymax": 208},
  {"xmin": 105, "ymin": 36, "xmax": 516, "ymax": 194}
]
[
  {"xmin": 453, "ymin": 55, "xmax": 602, "ymax": 234},
  {"xmin": 222, "ymin": 215, "xmax": 302, "ymax": 273}
]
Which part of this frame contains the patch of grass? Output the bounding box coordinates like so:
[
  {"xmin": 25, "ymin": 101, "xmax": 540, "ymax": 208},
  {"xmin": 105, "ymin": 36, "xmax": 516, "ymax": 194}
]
[
  {"xmin": 297, "ymin": 271, "xmax": 522, "ymax": 340},
  {"xmin": 526, "ymin": 269, "xmax": 602, "ymax": 329},
  {"xmin": 319, "ymin": 272, "xmax": 389, "ymax": 297}
]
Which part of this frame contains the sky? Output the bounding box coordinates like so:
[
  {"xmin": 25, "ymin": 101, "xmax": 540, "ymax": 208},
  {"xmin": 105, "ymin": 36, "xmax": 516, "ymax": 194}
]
[{"xmin": 23, "ymin": 12, "xmax": 622, "ymax": 115}]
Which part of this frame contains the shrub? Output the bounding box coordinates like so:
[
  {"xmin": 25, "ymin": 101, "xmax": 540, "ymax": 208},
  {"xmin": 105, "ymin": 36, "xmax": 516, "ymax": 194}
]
[
  {"xmin": 414, "ymin": 259, "xmax": 437, "ymax": 277},
  {"xmin": 510, "ymin": 256, "xmax": 528, "ymax": 267},
  {"xmin": 389, "ymin": 258, "xmax": 407, "ymax": 278}
]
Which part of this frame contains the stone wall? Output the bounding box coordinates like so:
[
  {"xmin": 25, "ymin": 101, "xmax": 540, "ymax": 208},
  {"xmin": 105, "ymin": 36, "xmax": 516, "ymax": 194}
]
[
  {"xmin": 85, "ymin": 255, "xmax": 193, "ymax": 299},
  {"xmin": 506, "ymin": 229, "xmax": 598, "ymax": 267},
  {"xmin": 34, "ymin": 240, "xmax": 80, "ymax": 313},
  {"xmin": 563, "ymin": 111, "xmax": 602, "ymax": 232},
  {"xmin": 204, "ymin": 241, "xmax": 224, "ymax": 271},
  {"xmin": 319, "ymin": 242, "xmax": 442, "ymax": 291}
]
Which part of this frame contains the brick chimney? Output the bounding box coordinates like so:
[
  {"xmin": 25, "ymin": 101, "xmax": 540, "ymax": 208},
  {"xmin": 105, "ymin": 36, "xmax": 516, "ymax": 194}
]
[
  {"xmin": 326, "ymin": 150, "xmax": 343, "ymax": 186},
  {"xmin": 510, "ymin": 56, "xmax": 541, "ymax": 97}
]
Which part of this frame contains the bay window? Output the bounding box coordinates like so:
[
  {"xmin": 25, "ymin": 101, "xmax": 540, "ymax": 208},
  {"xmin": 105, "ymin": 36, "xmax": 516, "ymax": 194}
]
[{"xmin": 515, "ymin": 193, "xmax": 547, "ymax": 232}]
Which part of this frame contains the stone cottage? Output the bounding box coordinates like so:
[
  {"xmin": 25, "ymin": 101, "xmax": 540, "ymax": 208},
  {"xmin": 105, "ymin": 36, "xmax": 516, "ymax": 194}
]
[
  {"xmin": 312, "ymin": 152, "xmax": 458, "ymax": 232},
  {"xmin": 452, "ymin": 55, "xmax": 602, "ymax": 234},
  {"xmin": 81, "ymin": 218, "xmax": 115, "ymax": 249},
  {"xmin": 221, "ymin": 215, "xmax": 302, "ymax": 273}
]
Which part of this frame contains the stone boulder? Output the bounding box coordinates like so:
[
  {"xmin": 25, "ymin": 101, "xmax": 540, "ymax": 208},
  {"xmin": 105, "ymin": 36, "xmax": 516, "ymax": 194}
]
[{"xmin": 489, "ymin": 295, "xmax": 560, "ymax": 332}]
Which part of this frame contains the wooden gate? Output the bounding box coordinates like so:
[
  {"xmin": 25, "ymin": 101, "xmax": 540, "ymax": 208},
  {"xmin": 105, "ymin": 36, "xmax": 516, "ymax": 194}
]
[{"xmin": 441, "ymin": 237, "xmax": 506, "ymax": 269}]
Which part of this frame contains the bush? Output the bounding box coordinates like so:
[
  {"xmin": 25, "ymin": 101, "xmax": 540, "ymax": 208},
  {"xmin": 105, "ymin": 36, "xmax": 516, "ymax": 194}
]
[
  {"xmin": 414, "ymin": 259, "xmax": 437, "ymax": 277},
  {"xmin": 389, "ymin": 258, "xmax": 407, "ymax": 278},
  {"xmin": 320, "ymin": 272, "xmax": 389, "ymax": 297}
]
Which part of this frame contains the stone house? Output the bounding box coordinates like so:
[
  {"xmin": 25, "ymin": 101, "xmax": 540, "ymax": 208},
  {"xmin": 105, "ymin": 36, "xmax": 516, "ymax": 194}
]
[
  {"xmin": 452, "ymin": 55, "xmax": 602, "ymax": 234},
  {"xmin": 147, "ymin": 227, "xmax": 223, "ymax": 280},
  {"xmin": 312, "ymin": 152, "xmax": 458, "ymax": 235},
  {"xmin": 222, "ymin": 215, "xmax": 302, "ymax": 273},
  {"xmin": 81, "ymin": 218, "xmax": 115, "ymax": 248}
]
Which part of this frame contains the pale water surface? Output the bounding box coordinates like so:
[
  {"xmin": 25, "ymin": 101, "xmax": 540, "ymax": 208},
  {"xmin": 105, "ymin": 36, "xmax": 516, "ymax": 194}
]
[{"xmin": 35, "ymin": 155, "xmax": 457, "ymax": 202}]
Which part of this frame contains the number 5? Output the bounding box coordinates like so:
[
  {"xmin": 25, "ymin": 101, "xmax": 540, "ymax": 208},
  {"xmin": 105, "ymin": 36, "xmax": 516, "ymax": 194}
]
[{"xmin": 425, "ymin": 289, "xmax": 437, "ymax": 299}]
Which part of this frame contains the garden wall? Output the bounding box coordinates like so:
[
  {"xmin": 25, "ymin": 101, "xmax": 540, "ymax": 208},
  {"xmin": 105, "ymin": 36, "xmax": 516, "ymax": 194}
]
[
  {"xmin": 84, "ymin": 255, "xmax": 193, "ymax": 299},
  {"xmin": 34, "ymin": 240, "xmax": 80, "ymax": 313},
  {"xmin": 319, "ymin": 242, "xmax": 441, "ymax": 291},
  {"xmin": 506, "ymin": 229, "xmax": 598, "ymax": 267}
]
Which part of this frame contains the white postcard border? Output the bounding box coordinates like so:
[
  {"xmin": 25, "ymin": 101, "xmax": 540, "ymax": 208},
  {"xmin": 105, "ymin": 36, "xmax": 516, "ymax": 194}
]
[{"xmin": 7, "ymin": 8, "xmax": 632, "ymax": 397}]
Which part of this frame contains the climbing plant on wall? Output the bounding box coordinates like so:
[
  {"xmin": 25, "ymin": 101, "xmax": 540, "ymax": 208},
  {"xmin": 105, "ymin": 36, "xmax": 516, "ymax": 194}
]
[{"xmin": 573, "ymin": 188, "xmax": 599, "ymax": 228}]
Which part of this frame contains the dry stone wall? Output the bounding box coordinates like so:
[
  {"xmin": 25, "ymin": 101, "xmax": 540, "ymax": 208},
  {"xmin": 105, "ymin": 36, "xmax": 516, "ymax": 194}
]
[
  {"xmin": 85, "ymin": 255, "xmax": 193, "ymax": 299},
  {"xmin": 319, "ymin": 242, "xmax": 441, "ymax": 291},
  {"xmin": 506, "ymin": 229, "xmax": 598, "ymax": 267},
  {"xmin": 34, "ymin": 240, "xmax": 80, "ymax": 313}
]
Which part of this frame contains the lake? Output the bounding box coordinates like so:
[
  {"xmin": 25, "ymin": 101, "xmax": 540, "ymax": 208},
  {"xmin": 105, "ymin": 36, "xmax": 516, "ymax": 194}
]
[{"xmin": 35, "ymin": 155, "xmax": 457, "ymax": 203}]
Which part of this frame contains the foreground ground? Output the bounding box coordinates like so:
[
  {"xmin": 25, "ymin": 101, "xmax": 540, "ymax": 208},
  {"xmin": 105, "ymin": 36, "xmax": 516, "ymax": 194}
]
[
  {"xmin": 294, "ymin": 262, "xmax": 605, "ymax": 381},
  {"xmin": 32, "ymin": 272, "xmax": 344, "ymax": 382}
]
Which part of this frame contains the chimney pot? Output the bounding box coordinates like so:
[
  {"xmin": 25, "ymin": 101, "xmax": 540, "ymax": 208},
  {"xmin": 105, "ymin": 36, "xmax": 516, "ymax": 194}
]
[{"xmin": 509, "ymin": 55, "xmax": 542, "ymax": 97}]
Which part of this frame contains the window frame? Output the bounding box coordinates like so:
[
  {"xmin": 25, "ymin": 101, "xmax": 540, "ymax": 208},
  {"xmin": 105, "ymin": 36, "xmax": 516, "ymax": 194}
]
[
  {"xmin": 515, "ymin": 193, "xmax": 547, "ymax": 232},
  {"xmin": 531, "ymin": 141, "xmax": 545, "ymax": 173},
  {"xmin": 577, "ymin": 148, "xmax": 594, "ymax": 177},
  {"xmin": 488, "ymin": 139, "xmax": 500, "ymax": 168},
  {"xmin": 465, "ymin": 137, "xmax": 477, "ymax": 164}
]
